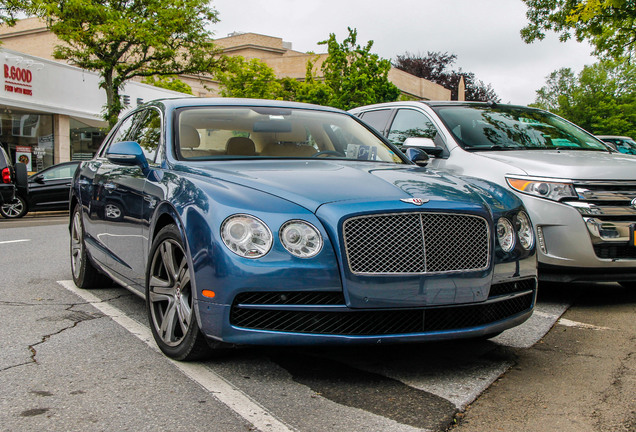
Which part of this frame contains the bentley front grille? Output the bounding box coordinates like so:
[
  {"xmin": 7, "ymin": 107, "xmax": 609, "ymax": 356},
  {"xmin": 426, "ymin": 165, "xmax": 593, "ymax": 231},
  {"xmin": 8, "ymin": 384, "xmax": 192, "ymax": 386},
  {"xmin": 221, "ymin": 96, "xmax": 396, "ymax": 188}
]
[{"xmin": 343, "ymin": 212, "xmax": 490, "ymax": 274}]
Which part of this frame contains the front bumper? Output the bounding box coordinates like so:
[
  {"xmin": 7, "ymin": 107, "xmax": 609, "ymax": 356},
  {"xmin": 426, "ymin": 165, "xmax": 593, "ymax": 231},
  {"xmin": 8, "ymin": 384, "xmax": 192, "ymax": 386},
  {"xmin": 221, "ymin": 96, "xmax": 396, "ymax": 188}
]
[
  {"xmin": 197, "ymin": 277, "xmax": 537, "ymax": 345},
  {"xmin": 521, "ymin": 195, "xmax": 636, "ymax": 280}
]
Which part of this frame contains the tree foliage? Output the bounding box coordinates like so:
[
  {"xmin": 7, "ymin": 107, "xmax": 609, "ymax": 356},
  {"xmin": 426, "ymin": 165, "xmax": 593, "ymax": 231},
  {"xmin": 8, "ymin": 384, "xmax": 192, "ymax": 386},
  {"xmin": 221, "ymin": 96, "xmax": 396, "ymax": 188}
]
[
  {"xmin": 215, "ymin": 28, "xmax": 400, "ymax": 110},
  {"xmin": 29, "ymin": 0, "xmax": 223, "ymax": 127},
  {"xmin": 214, "ymin": 56, "xmax": 282, "ymax": 99},
  {"xmin": 0, "ymin": 0, "xmax": 22, "ymax": 27},
  {"xmin": 532, "ymin": 59, "xmax": 636, "ymax": 137},
  {"xmin": 142, "ymin": 75, "xmax": 193, "ymax": 95},
  {"xmin": 393, "ymin": 51, "xmax": 500, "ymax": 102},
  {"xmin": 315, "ymin": 27, "xmax": 400, "ymax": 110},
  {"xmin": 521, "ymin": 0, "xmax": 636, "ymax": 60}
]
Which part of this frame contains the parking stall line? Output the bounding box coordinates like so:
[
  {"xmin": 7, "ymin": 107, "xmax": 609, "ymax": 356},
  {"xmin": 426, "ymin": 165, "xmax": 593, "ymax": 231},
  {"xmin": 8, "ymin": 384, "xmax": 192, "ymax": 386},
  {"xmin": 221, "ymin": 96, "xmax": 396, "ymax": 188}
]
[
  {"xmin": 0, "ymin": 239, "xmax": 31, "ymax": 244},
  {"xmin": 57, "ymin": 280, "xmax": 296, "ymax": 432}
]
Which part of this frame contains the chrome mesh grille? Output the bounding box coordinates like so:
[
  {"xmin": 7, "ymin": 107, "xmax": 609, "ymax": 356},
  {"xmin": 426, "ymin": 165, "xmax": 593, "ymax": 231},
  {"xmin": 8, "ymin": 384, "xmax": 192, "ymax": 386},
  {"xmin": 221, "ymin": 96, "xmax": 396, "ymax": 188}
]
[{"xmin": 343, "ymin": 212, "xmax": 489, "ymax": 274}]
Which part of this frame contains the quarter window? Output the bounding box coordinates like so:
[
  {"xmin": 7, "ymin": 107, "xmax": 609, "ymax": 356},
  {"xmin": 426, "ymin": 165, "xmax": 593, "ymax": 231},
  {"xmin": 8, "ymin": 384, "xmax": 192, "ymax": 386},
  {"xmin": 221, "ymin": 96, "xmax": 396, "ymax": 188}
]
[
  {"xmin": 388, "ymin": 109, "xmax": 438, "ymax": 146},
  {"xmin": 360, "ymin": 109, "xmax": 391, "ymax": 134}
]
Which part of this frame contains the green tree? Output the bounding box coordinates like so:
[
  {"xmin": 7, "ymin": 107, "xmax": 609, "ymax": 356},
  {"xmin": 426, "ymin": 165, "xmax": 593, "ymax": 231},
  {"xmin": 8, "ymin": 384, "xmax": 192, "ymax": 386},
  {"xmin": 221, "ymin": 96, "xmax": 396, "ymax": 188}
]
[
  {"xmin": 521, "ymin": 0, "xmax": 636, "ymax": 60},
  {"xmin": 215, "ymin": 56, "xmax": 282, "ymax": 99},
  {"xmin": 142, "ymin": 75, "xmax": 193, "ymax": 95},
  {"xmin": 30, "ymin": 0, "xmax": 222, "ymax": 127},
  {"xmin": 316, "ymin": 27, "xmax": 400, "ymax": 110},
  {"xmin": 532, "ymin": 59, "xmax": 636, "ymax": 137},
  {"xmin": 0, "ymin": 0, "xmax": 22, "ymax": 26}
]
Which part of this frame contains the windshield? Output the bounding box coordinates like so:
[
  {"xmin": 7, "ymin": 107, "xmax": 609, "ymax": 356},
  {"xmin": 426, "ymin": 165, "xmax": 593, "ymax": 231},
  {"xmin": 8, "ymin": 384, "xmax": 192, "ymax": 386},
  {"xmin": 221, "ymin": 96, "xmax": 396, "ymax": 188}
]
[
  {"xmin": 177, "ymin": 106, "xmax": 405, "ymax": 163},
  {"xmin": 431, "ymin": 105, "xmax": 611, "ymax": 152}
]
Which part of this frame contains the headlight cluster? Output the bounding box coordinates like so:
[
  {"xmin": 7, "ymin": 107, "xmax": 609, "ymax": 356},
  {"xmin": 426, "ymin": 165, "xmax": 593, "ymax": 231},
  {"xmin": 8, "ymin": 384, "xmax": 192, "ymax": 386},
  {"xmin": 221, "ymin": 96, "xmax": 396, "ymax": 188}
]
[
  {"xmin": 221, "ymin": 215, "xmax": 323, "ymax": 259},
  {"xmin": 506, "ymin": 177, "xmax": 577, "ymax": 202},
  {"xmin": 496, "ymin": 211, "xmax": 534, "ymax": 252}
]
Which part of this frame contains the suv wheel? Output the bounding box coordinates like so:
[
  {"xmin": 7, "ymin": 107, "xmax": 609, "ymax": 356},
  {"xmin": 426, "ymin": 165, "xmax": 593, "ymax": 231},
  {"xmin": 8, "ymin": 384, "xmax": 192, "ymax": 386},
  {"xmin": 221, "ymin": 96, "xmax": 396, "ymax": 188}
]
[{"xmin": 0, "ymin": 195, "xmax": 27, "ymax": 218}]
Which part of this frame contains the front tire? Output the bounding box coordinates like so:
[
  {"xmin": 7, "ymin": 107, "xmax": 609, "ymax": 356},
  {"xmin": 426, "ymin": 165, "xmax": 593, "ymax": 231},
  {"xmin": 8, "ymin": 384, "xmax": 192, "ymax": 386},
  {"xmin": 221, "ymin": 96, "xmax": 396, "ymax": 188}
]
[
  {"xmin": 146, "ymin": 224, "xmax": 211, "ymax": 361},
  {"xmin": 70, "ymin": 205, "xmax": 111, "ymax": 288},
  {"xmin": 1, "ymin": 195, "xmax": 27, "ymax": 218}
]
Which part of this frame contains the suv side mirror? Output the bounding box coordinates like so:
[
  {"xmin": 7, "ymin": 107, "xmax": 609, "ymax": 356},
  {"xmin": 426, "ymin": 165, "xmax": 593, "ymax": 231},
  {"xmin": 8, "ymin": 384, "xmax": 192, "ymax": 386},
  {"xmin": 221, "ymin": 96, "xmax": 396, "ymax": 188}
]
[
  {"xmin": 404, "ymin": 147, "xmax": 429, "ymax": 167},
  {"xmin": 106, "ymin": 141, "xmax": 150, "ymax": 173},
  {"xmin": 403, "ymin": 137, "xmax": 444, "ymax": 157}
]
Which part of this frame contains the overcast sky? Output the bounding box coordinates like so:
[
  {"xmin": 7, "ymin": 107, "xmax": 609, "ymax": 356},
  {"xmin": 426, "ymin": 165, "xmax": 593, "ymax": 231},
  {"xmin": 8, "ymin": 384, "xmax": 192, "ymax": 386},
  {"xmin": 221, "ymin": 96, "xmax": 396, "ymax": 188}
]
[{"xmin": 210, "ymin": 0, "xmax": 596, "ymax": 105}]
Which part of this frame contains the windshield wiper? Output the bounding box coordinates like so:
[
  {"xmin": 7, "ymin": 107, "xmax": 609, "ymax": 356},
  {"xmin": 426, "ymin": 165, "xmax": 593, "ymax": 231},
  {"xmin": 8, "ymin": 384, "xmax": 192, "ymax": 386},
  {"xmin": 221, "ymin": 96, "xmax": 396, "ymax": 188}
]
[{"xmin": 464, "ymin": 145, "xmax": 520, "ymax": 151}]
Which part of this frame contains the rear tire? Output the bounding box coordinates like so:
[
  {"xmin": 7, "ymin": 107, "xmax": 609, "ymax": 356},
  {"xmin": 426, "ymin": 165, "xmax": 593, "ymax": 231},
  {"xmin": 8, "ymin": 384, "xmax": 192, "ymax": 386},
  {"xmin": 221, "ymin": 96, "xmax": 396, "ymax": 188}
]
[
  {"xmin": 70, "ymin": 205, "xmax": 111, "ymax": 288},
  {"xmin": 0, "ymin": 195, "xmax": 27, "ymax": 218},
  {"xmin": 146, "ymin": 224, "xmax": 212, "ymax": 361}
]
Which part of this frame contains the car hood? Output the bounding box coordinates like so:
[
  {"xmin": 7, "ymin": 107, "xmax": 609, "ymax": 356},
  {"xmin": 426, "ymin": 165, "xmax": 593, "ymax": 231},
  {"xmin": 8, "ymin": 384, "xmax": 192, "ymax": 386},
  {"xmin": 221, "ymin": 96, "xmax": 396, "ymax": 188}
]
[
  {"xmin": 186, "ymin": 160, "xmax": 492, "ymax": 213},
  {"xmin": 476, "ymin": 150, "xmax": 636, "ymax": 180}
]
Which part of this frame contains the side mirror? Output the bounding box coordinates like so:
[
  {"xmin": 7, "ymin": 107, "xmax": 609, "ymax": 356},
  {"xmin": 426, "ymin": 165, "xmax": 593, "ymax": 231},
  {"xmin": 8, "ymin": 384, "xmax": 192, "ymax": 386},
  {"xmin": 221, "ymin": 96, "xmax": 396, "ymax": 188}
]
[
  {"xmin": 403, "ymin": 137, "xmax": 444, "ymax": 157},
  {"xmin": 33, "ymin": 174, "xmax": 45, "ymax": 184},
  {"xmin": 106, "ymin": 141, "xmax": 150, "ymax": 173},
  {"xmin": 404, "ymin": 147, "xmax": 429, "ymax": 167}
]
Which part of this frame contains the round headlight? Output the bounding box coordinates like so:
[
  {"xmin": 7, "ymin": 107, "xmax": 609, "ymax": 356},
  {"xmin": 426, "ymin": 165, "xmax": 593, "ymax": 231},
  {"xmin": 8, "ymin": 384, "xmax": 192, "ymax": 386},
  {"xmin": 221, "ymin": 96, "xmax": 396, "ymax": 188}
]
[
  {"xmin": 280, "ymin": 220, "xmax": 323, "ymax": 258},
  {"xmin": 515, "ymin": 211, "xmax": 534, "ymax": 250},
  {"xmin": 221, "ymin": 214, "xmax": 272, "ymax": 258},
  {"xmin": 497, "ymin": 217, "xmax": 515, "ymax": 252}
]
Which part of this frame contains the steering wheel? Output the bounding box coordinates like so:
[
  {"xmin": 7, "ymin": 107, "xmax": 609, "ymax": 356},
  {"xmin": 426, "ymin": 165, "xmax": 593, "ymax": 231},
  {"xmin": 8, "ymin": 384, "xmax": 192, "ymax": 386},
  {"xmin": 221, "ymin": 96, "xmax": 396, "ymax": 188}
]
[{"xmin": 311, "ymin": 150, "xmax": 344, "ymax": 158}]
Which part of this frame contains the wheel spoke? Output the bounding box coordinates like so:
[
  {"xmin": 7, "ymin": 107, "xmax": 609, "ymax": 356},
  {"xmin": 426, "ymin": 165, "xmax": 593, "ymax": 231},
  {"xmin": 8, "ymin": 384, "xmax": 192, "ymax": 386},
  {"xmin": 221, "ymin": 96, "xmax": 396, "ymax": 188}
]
[
  {"xmin": 160, "ymin": 242, "xmax": 177, "ymax": 282},
  {"xmin": 160, "ymin": 300, "xmax": 178, "ymax": 342}
]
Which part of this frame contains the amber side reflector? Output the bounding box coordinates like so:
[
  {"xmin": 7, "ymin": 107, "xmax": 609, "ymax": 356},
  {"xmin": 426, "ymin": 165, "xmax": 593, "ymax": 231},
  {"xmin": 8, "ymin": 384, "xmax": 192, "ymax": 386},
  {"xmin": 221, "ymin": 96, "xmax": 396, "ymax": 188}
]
[{"xmin": 202, "ymin": 290, "xmax": 216, "ymax": 298}]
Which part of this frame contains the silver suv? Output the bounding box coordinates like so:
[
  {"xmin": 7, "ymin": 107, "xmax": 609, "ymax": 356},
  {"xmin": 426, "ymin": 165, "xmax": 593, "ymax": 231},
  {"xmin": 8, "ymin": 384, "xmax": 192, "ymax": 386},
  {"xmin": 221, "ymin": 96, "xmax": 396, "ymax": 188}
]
[{"xmin": 350, "ymin": 101, "xmax": 636, "ymax": 288}]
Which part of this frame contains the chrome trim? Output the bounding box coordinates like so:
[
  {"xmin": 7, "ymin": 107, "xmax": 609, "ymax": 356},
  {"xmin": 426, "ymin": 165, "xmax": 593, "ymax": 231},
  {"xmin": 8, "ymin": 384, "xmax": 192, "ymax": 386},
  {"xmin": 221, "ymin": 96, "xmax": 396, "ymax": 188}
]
[{"xmin": 584, "ymin": 218, "xmax": 634, "ymax": 243}]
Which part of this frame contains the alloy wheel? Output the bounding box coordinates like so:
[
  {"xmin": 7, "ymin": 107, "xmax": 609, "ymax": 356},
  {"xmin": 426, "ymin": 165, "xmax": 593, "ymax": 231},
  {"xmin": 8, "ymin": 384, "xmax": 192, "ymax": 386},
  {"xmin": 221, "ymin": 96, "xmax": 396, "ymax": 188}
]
[{"xmin": 148, "ymin": 239, "xmax": 193, "ymax": 347}]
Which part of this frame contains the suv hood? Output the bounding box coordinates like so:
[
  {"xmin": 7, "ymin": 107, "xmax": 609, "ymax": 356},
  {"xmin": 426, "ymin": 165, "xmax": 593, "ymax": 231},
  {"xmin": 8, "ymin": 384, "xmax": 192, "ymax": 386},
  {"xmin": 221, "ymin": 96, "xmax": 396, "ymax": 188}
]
[
  {"xmin": 189, "ymin": 160, "xmax": 492, "ymax": 213},
  {"xmin": 477, "ymin": 150, "xmax": 636, "ymax": 180}
]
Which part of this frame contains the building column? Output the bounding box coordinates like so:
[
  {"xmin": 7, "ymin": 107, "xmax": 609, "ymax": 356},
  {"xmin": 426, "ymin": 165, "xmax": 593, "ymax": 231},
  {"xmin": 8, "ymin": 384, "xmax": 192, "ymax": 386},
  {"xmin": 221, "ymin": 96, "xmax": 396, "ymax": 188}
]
[{"xmin": 54, "ymin": 114, "xmax": 70, "ymax": 163}]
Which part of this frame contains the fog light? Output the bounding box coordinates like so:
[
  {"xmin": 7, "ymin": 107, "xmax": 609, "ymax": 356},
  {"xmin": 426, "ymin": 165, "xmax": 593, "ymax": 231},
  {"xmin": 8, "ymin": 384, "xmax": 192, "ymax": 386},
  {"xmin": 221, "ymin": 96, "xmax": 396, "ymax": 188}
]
[{"xmin": 536, "ymin": 226, "xmax": 547, "ymax": 254}]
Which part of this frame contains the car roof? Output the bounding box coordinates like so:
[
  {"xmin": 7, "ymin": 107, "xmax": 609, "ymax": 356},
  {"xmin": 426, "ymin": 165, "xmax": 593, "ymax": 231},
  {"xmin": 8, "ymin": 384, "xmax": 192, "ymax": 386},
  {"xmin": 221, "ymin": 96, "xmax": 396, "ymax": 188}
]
[
  {"xmin": 145, "ymin": 97, "xmax": 348, "ymax": 115},
  {"xmin": 349, "ymin": 100, "xmax": 539, "ymax": 112},
  {"xmin": 597, "ymin": 135, "xmax": 633, "ymax": 140}
]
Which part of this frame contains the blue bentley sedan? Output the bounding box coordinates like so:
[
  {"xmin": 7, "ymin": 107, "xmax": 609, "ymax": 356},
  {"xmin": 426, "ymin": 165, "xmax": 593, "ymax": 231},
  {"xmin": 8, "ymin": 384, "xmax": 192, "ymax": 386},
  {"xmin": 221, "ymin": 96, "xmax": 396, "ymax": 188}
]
[{"xmin": 70, "ymin": 98, "xmax": 537, "ymax": 360}]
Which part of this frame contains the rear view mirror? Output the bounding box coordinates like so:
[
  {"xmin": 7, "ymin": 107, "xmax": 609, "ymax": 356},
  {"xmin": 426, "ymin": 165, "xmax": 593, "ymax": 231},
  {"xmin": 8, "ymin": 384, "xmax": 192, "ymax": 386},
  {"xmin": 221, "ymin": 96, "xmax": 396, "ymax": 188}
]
[
  {"xmin": 404, "ymin": 147, "xmax": 429, "ymax": 167},
  {"xmin": 106, "ymin": 141, "xmax": 150, "ymax": 173},
  {"xmin": 403, "ymin": 137, "xmax": 444, "ymax": 157}
]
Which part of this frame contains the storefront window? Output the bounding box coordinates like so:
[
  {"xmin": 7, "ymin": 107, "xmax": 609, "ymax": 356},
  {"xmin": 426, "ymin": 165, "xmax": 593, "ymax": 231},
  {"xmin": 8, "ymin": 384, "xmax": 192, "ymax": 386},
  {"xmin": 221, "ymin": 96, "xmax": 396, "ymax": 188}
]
[
  {"xmin": 70, "ymin": 118, "xmax": 106, "ymax": 161},
  {"xmin": 0, "ymin": 110, "xmax": 54, "ymax": 173}
]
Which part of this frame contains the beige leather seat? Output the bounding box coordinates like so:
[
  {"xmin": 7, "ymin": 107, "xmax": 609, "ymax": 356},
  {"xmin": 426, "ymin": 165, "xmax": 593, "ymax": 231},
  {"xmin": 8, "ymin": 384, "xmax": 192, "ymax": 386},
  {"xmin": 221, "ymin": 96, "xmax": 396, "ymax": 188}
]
[
  {"xmin": 179, "ymin": 125, "xmax": 201, "ymax": 157},
  {"xmin": 226, "ymin": 136, "xmax": 257, "ymax": 156},
  {"xmin": 260, "ymin": 142, "xmax": 317, "ymax": 157}
]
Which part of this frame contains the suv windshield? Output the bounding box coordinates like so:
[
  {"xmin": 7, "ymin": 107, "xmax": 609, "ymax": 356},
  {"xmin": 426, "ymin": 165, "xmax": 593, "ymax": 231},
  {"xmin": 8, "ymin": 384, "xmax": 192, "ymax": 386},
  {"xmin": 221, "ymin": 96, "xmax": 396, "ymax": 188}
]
[
  {"xmin": 177, "ymin": 107, "xmax": 405, "ymax": 163},
  {"xmin": 431, "ymin": 105, "xmax": 610, "ymax": 152}
]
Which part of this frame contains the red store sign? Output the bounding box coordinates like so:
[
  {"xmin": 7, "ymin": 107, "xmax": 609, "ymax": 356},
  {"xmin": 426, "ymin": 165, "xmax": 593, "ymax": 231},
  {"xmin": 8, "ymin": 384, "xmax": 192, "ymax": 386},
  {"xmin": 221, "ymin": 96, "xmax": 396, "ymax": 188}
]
[{"xmin": 4, "ymin": 64, "xmax": 33, "ymax": 96}]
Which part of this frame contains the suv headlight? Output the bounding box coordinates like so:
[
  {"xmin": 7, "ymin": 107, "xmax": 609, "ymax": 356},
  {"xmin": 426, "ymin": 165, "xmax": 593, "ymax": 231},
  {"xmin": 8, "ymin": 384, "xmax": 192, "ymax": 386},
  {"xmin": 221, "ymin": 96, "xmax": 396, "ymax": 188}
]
[
  {"xmin": 221, "ymin": 214, "xmax": 273, "ymax": 258},
  {"xmin": 506, "ymin": 177, "xmax": 577, "ymax": 202},
  {"xmin": 280, "ymin": 220, "xmax": 323, "ymax": 258},
  {"xmin": 515, "ymin": 211, "xmax": 534, "ymax": 250}
]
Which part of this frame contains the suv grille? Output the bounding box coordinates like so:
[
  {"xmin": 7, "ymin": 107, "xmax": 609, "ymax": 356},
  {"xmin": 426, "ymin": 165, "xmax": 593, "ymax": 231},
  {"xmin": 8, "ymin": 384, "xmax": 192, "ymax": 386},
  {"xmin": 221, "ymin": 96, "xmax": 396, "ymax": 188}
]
[
  {"xmin": 572, "ymin": 182, "xmax": 636, "ymax": 216},
  {"xmin": 343, "ymin": 212, "xmax": 489, "ymax": 274}
]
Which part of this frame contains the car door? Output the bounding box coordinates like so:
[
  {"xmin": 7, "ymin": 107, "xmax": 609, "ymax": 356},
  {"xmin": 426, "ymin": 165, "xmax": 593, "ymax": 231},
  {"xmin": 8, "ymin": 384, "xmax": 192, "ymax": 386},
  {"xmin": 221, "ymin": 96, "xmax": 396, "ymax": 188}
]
[
  {"xmin": 84, "ymin": 111, "xmax": 144, "ymax": 275},
  {"xmin": 28, "ymin": 162, "xmax": 79, "ymax": 211},
  {"xmin": 100, "ymin": 108, "xmax": 163, "ymax": 290}
]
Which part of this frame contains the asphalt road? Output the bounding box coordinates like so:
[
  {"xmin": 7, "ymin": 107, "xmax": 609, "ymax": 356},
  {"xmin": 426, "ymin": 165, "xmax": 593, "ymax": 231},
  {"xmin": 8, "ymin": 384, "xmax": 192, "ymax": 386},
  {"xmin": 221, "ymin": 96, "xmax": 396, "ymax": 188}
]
[{"xmin": 0, "ymin": 214, "xmax": 633, "ymax": 431}]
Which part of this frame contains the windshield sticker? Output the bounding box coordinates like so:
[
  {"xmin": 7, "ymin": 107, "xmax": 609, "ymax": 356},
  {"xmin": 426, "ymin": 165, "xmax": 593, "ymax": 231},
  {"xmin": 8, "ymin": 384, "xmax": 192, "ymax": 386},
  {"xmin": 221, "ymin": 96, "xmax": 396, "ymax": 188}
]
[{"xmin": 346, "ymin": 144, "xmax": 378, "ymax": 160}]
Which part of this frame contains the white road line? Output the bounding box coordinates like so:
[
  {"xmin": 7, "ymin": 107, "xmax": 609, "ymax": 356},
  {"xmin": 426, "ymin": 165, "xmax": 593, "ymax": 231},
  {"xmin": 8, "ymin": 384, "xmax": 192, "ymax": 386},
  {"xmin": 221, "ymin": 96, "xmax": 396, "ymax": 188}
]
[
  {"xmin": 57, "ymin": 280, "xmax": 296, "ymax": 432},
  {"xmin": 0, "ymin": 239, "xmax": 31, "ymax": 245},
  {"xmin": 557, "ymin": 318, "xmax": 612, "ymax": 331}
]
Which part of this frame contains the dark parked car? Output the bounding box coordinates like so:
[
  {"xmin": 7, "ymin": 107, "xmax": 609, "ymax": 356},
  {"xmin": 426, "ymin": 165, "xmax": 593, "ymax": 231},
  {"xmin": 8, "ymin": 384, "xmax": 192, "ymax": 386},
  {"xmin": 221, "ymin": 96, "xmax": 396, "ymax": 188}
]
[
  {"xmin": 0, "ymin": 161, "xmax": 80, "ymax": 218},
  {"xmin": 596, "ymin": 135, "xmax": 636, "ymax": 155},
  {"xmin": 70, "ymin": 98, "xmax": 537, "ymax": 360},
  {"xmin": 0, "ymin": 147, "xmax": 27, "ymax": 212}
]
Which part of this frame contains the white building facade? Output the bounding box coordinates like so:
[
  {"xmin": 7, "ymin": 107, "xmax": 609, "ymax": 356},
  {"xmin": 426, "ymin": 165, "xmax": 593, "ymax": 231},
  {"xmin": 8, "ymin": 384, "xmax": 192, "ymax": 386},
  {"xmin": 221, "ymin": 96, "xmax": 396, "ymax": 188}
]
[{"xmin": 0, "ymin": 47, "xmax": 187, "ymax": 172}]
